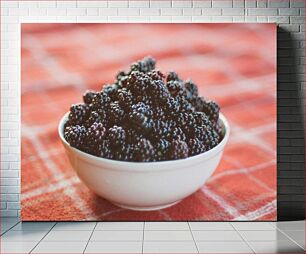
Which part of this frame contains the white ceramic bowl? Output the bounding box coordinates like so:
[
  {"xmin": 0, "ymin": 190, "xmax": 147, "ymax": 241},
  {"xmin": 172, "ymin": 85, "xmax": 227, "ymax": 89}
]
[{"xmin": 58, "ymin": 113, "xmax": 230, "ymax": 211}]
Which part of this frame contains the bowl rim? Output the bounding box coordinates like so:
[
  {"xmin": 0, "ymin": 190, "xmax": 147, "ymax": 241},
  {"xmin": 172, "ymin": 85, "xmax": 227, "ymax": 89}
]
[{"xmin": 58, "ymin": 111, "xmax": 230, "ymax": 169}]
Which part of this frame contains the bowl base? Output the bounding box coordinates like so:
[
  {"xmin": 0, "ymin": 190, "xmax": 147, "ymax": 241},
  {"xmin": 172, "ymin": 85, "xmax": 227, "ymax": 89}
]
[{"xmin": 111, "ymin": 200, "xmax": 182, "ymax": 211}]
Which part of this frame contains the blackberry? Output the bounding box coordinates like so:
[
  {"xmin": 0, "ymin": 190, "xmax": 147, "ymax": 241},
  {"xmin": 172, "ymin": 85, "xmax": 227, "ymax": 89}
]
[
  {"xmin": 118, "ymin": 76, "xmax": 129, "ymax": 87},
  {"xmin": 86, "ymin": 111, "xmax": 105, "ymax": 127},
  {"xmin": 91, "ymin": 92, "xmax": 111, "ymax": 111},
  {"xmin": 64, "ymin": 125, "xmax": 87, "ymax": 149},
  {"xmin": 108, "ymin": 125, "xmax": 126, "ymax": 147},
  {"xmin": 176, "ymin": 95, "xmax": 191, "ymax": 107},
  {"xmin": 68, "ymin": 104, "xmax": 90, "ymax": 125},
  {"xmin": 176, "ymin": 112, "xmax": 196, "ymax": 129},
  {"xmin": 203, "ymin": 129, "xmax": 220, "ymax": 150},
  {"xmin": 152, "ymin": 107, "xmax": 166, "ymax": 121},
  {"xmin": 154, "ymin": 138, "xmax": 170, "ymax": 161},
  {"xmin": 166, "ymin": 71, "xmax": 180, "ymax": 82},
  {"xmin": 64, "ymin": 120, "xmax": 71, "ymax": 130},
  {"xmin": 129, "ymin": 102, "xmax": 153, "ymax": 132},
  {"xmin": 152, "ymin": 119, "xmax": 176, "ymax": 139},
  {"xmin": 86, "ymin": 122, "xmax": 106, "ymax": 148},
  {"xmin": 193, "ymin": 112, "xmax": 210, "ymax": 126},
  {"xmin": 115, "ymin": 143, "xmax": 135, "ymax": 161},
  {"xmin": 135, "ymin": 95, "xmax": 154, "ymax": 108},
  {"xmin": 202, "ymin": 100, "xmax": 220, "ymax": 123},
  {"xmin": 167, "ymin": 80, "xmax": 186, "ymax": 98},
  {"xmin": 151, "ymin": 120, "xmax": 169, "ymax": 141},
  {"xmin": 212, "ymin": 129, "xmax": 220, "ymax": 143},
  {"xmin": 109, "ymin": 101, "xmax": 125, "ymax": 125},
  {"xmin": 126, "ymin": 71, "xmax": 149, "ymax": 96},
  {"xmin": 164, "ymin": 97, "xmax": 180, "ymax": 114},
  {"xmin": 124, "ymin": 144, "xmax": 136, "ymax": 161},
  {"xmin": 149, "ymin": 80, "xmax": 170, "ymax": 101},
  {"xmin": 134, "ymin": 138, "xmax": 155, "ymax": 162},
  {"xmin": 191, "ymin": 96, "xmax": 206, "ymax": 111},
  {"xmin": 117, "ymin": 88, "xmax": 133, "ymax": 109},
  {"xmin": 192, "ymin": 126, "xmax": 208, "ymax": 141},
  {"xmin": 95, "ymin": 139, "xmax": 113, "ymax": 159},
  {"xmin": 116, "ymin": 71, "xmax": 127, "ymax": 82},
  {"xmin": 164, "ymin": 119, "xmax": 177, "ymax": 129},
  {"xmin": 184, "ymin": 79, "xmax": 198, "ymax": 98},
  {"xmin": 132, "ymin": 118, "xmax": 153, "ymax": 135},
  {"xmin": 132, "ymin": 102, "xmax": 153, "ymax": 116},
  {"xmin": 148, "ymin": 70, "xmax": 164, "ymax": 81},
  {"xmin": 168, "ymin": 140, "xmax": 189, "ymax": 160},
  {"xmin": 128, "ymin": 70, "xmax": 144, "ymax": 84},
  {"xmin": 176, "ymin": 96, "xmax": 195, "ymax": 113},
  {"xmin": 103, "ymin": 84, "xmax": 119, "ymax": 101},
  {"xmin": 83, "ymin": 90, "xmax": 96, "ymax": 104},
  {"xmin": 126, "ymin": 128, "xmax": 144, "ymax": 144},
  {"xmin": 214, "ymin": 121, "xmax": 224, "ymax": 141},
  {"xmin": 188, "ymin": 138, "xmax": 206, "ymax": 156},
  {"xmin": 165, "ymin": 126, "xmax": 186, "ymax": 142},
  {"xmin": 130, "ymin": 56, "xmax": 156, "ymax": 73}
]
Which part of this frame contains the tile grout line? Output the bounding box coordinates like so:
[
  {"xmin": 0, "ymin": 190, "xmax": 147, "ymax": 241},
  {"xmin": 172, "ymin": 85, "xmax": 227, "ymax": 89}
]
[
  {"xmin": 142, "ymin": 221, "xmax": 145, "ymax": 254},
  {"xmin": 29, "ymin": 222, "xmax": 57, "ymax": 254},
  {"xmin": 83, "ymin": 222, "xmax": 97, "ymax": 254},
  {"xmin": 0, "ymin": 220, "xmax": 20, "ymax": 236},
  {"xmin": 188, "ymin": 221, "xmax": 200, "ymax": 254},
  {"xmin": 267, "ymin": 219, "xmax": 305, "ymax": 247},
  {"xmin": 275, "ymin": 227, "xmax": 305, "ymax": 251},
  {"xmin": 268, "ymin": 221, "xmax": 277, "ymax": 229},
  {"xmin": 230, "ymin": 222, "xmax": 256, "ymax": 254},
  {"xmin": 94, "ymin": 229, "xmax": 191, "ymax": 231},
  {"xmin": 92, "ymin": 229, "xmax": 191, "ymax": 231}
]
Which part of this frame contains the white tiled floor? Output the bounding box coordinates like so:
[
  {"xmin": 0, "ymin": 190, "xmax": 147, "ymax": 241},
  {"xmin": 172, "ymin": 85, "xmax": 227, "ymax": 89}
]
[
  {"xmin": 1, "ymin": 230, "xmax": 49, "ymax": 242},
  {"xmin": 196, "ymin": 241, "xmax": 252, "ymax": 253},
  {"xmin": 145, "ymin": 222, "xmax": 189, "ymax": 231},
  {"xmin": 238, "ymin": 230, "xmax": 290, "ymax": 241},
  {"xmin": 189, "ymin": 222, "xmax": 234, "ymax": 231},
  {"xmin": 86, "ymin": 241, "xmax": 143, "ymax": 253},
  {"xmin": 96, "ymin": 221, "xmax": 144, "ymax": 231},
  {"xmin": 31, "ymin": 241, "xmax": 88, "ymax": 253},
  {"xmin": 231, "ymin": 222, "xmax": 276, "ymax": 231},
  {"xmin": 91, "ymin": 230, "xmax": 143, "ymax": 241},
  {"xmin": 248, "ymin": 240, "xmax": 304, "ymax": 254},
  {"xmin": 0, "ymin": 219, "xmax": 304, "ymax": 253},
  {"xmin": 144, "ymin": 230, "xmax": 194, "ymax": 241},
  {"xmin": 11, "ymin": 222, "xmax": 55, "ymax": 231},
  {"xmin": 143, "ymin": 241, "xmax": 198, "ymax": 253},
  {"xmin": 192, "ymin": 230, "xmax": 243, "ymax": 241},
  {"xmin": 42, "ymin": 230, "xmax": 92, "ymax": 242},
  {"xmin": 52, "ymin": 222, "xmax": 96, "ymax": 231}
]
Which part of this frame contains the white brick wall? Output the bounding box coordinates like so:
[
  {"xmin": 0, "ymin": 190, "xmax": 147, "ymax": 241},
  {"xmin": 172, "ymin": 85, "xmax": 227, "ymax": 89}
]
[{"xmin": 0, "ymin": 0, "xmax": 305, "ymax": 217}]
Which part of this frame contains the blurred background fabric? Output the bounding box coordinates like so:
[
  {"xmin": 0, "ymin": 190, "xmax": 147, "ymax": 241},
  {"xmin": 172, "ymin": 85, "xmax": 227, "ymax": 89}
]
[{"xmin": 21, "ymin": 23, "xmax": 276, "ymax": 221}]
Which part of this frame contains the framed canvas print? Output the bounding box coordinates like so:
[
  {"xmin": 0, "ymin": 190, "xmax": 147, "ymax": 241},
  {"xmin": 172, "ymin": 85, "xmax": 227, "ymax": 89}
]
[{"xmin": 21, "ymin": 23, "xmax": 276, "ymax": 221}]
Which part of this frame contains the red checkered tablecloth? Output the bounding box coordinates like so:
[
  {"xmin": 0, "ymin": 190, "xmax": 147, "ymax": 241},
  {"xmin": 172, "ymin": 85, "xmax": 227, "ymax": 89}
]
[{"xmin": 21, "ymin": 24, "xmax": 276, "ymax": 221}]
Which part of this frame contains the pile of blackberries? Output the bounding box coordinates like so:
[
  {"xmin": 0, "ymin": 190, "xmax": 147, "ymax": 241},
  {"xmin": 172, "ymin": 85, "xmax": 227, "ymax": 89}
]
[{"xmin": 64, "ymin": 57, "xmax": 223, "ymax": 162}]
